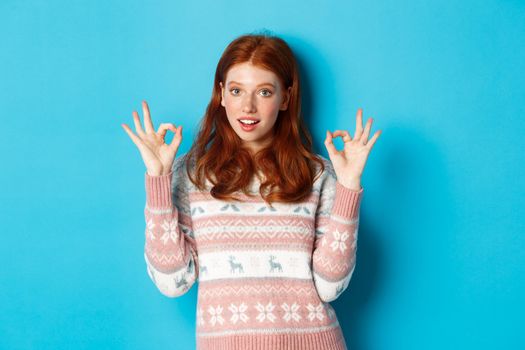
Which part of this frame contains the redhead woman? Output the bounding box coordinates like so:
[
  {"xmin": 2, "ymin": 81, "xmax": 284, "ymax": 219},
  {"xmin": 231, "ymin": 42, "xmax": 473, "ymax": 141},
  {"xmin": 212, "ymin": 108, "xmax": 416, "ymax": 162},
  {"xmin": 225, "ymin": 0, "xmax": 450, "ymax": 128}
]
[{"xmin": 122, "ymin": 32, "xmax": 381, "ymax": 350}]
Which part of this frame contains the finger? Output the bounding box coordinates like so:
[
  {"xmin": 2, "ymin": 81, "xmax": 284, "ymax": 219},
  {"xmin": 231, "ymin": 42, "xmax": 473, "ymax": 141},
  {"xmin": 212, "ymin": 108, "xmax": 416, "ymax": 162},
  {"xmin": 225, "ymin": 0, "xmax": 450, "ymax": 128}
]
[
  {"xmin": 169, "ymin": 125, "xmax": 183, "ymax": 151},
  {"xmin": 142, "ymin": 100, "xmax": 155, "ymax": 133},
  {"xmin": 354, "ymin": 108, "xmax": 364, "ymax": 140},
  {"xmin": 324, "ymin": 130, "xmax": 339, "ymax": 156},
  {"xmin": 122, "ymin": 124, "xmax": 152, "ymax": 163},
  {"xmin": 122, "ymin": 123, "xmax": 145, "ymax": 149},
  {"xmin": 366, "ymin": 129, "xmax": 382, "ymax": 150},
  {"xmin": 332, "ymin": 130, "xmax": 352, "ymax": 142},
  {"xmin": 132, "ymin": 111, "xmax": 146, "ymax": 137},
  {"xmin": 157, "ymin": 123, "xmax": 177, "ymax": 140},
  {"xmin": 360, "ymin": 118, "xmax": 373, "ymax": 145}
]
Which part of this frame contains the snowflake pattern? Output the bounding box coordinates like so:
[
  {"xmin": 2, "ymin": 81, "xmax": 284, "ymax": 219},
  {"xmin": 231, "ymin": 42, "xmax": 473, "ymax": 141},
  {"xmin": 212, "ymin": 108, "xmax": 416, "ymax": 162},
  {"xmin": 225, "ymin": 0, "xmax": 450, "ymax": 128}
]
[
  {"xmin": 307, "ymin": 302, "xmax": 325, "ymax": 322},
  {"xmin": 330, "ymin": 228, "xmax": 349, "ymax": 253},
  {"xmin": 255, "ymin": 301, "xmax": 276, "ymax": 323},
  {"xmin": 197, "ymin": 301, "xmax": 339, "ymax": 327},
  {"xmin": 316, "ymin": 228, "xmax": 328, "ymax": 247},
  {"xmin": 228, "ymin": 302, "xmax": 249, "ymax": 324},
  {"xmin": 196, "ymin": 307, "xmax": 205, "ymax": 326},
  {"xmin": 146, "ymin": 218, "xmax": 156, "ymax": 240},
  {"xmin": 281, "ymin": 302, "xmax": 301, "ymax": 322},
  {"xmin": 208, "ymin": 305, "xmax": 224, "ymax": 326},
  {"xmin": 160, "ymin": 218, "xmax": 179, "ymax": 245}
]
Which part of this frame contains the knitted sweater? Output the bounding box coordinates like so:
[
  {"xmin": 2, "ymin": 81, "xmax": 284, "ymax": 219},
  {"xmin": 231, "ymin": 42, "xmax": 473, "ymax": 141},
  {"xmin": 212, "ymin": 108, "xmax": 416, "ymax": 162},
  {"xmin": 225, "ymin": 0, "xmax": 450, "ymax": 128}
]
[{"xmin": 143, "ymin": 153, "xmax": 363, "ymax": 350}]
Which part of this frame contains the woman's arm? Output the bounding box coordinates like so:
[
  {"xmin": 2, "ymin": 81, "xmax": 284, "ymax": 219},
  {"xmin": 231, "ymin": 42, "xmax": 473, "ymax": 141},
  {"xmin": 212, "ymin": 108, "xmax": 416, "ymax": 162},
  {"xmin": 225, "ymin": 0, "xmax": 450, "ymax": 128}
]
[
  {"xmin": 143, "ymin": 158, "xmax": 198, "ymax": 298},
  {"xmin": 312, "ymin": 163, "xmax": 363, "ymax": 302},
  {"xmin": 313, "ymin": 108, "xmax": 379, "ymax": 302}
]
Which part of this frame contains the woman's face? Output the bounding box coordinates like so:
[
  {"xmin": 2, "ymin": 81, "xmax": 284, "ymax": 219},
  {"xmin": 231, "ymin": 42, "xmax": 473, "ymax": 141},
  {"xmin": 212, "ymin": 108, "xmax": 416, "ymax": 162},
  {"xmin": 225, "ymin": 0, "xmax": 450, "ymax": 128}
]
[{"xmin": 220, "ymin": 62, "xmax": 291, "ymax": 154}]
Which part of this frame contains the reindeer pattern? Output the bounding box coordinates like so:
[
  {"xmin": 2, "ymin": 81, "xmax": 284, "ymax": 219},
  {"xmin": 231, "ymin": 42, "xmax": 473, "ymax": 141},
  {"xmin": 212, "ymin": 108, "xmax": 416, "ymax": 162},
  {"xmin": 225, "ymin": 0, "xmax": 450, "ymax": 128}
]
[
  {"xmin": 268, "ymin": 255, "xmax": 283, "ymax": 273},
  {"xmin": 228, "ymin": 255, "xmax": 244, "ymax": 274},
  {"xmin": 198, "ymin": 254, "xmax": 293, "ymax": 277}
]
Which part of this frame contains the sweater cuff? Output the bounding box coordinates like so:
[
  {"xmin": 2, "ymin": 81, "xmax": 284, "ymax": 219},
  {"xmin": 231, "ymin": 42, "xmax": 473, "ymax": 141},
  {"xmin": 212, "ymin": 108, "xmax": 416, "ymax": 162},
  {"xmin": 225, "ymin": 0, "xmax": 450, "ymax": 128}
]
[
  {"xmin": 331, "ymin": 181, "xmax": 364, "ymax": 219},
  {"xmin": 145, "ymin": 171, "xmax": 173, "ymax": 209}
]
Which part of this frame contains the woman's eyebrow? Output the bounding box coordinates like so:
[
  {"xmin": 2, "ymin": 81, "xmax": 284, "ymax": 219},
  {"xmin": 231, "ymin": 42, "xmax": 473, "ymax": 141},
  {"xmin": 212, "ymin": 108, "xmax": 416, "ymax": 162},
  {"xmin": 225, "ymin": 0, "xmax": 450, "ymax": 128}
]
[{"xmin": 227, "ymin": 81, "xmax": 275, "ymax": 88}]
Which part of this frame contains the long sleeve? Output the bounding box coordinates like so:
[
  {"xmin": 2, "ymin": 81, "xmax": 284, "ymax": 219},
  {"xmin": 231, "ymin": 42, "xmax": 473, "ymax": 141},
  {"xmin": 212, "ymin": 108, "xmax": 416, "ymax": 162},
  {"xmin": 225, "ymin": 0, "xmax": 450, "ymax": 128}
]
[
  {"xmin": 143, "ymin": 157, "xmax": 198, "ymax": 298},
  {"xmin": 312, "ymin": 162, "xmax": 363, "ymax": 302}
]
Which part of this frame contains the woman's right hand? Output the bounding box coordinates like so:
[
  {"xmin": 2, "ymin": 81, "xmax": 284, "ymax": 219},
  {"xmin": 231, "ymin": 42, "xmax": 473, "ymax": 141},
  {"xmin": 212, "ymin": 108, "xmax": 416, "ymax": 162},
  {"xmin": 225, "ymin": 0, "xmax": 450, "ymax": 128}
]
[{"xmin": 121, "ymin": 100, "xmax": 183, "ymax": 176}]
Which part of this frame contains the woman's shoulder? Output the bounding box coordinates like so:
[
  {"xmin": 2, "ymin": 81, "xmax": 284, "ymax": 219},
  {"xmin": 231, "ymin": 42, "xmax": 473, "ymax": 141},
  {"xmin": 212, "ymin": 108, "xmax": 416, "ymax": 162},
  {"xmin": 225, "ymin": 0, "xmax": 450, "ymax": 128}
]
[
  {"xmin": 172, "ymin": 152, "xmax": 192, "ymax": 171},
  {"xmin": 173, "ymin": 152, "xmax": 201, "ymax": 176},
  {"xmin": 313, "ymin": 154, "xmax": 336, "ymax": 181},
  {"xmin": 172, "ymin": 152, "xmax": 207, "ymax": 193},
  {"xmin": 170, "ymin": 153, "xmax": 195, "ymax": 189}
]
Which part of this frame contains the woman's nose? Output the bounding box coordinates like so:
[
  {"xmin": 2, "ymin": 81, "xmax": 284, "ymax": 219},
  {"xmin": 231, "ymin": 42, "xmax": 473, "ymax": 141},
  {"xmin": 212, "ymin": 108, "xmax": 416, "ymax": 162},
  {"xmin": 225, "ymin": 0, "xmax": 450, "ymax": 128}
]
[{"xmin": 242, "ymin": 95, "xmax": 256, "ymax": 113}]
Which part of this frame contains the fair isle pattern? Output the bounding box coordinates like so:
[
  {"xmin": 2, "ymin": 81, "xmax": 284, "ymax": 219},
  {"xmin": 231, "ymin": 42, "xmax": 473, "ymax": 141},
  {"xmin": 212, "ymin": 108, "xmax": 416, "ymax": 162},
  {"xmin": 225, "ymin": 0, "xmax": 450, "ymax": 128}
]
[
  {"xmin": 143, "ymin": 153, "xmax": 363, "ymax": 350},
  {"xmin": 198, "ymin": 279, "xmax": 319, "ymax": 299}
]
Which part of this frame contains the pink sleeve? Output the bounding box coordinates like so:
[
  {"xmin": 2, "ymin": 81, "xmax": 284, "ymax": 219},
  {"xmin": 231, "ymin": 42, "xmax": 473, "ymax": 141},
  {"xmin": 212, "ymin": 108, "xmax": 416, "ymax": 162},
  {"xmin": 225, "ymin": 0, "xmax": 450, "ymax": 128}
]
[
  {"xmin": 312, "ymin": 164, "xmax": 363, "ymax": 302},
  {"xmin": 143, "ymin": 163, "xmax": 199, "ymax": 298}
]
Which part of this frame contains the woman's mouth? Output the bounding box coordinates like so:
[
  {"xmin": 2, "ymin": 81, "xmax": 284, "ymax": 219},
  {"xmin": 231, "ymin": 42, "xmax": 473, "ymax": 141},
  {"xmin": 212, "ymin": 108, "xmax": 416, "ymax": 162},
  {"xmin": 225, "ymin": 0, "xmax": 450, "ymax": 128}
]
[{"xmin": 238, "ymin": 119, "xmax": 260, "ymax": 131}]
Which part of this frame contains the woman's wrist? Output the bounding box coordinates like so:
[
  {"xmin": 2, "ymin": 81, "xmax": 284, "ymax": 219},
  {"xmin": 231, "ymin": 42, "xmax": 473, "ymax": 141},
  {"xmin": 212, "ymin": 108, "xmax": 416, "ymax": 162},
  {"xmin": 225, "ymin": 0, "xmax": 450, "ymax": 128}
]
[
  {"xmin": 147, "ymin": 169, "xmax": 170, "ymax": 177},
  {"xmin": 338, "ymin": 178, "xmax": 362, "ymax": 191}
]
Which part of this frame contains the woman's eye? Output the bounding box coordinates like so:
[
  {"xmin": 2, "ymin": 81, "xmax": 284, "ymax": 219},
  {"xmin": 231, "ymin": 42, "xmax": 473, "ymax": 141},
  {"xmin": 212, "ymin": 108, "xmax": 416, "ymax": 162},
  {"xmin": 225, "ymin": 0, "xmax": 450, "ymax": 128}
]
[
  {"xmin": 260, "ymin": 89, "xmax": 272, "ymax": 97},
  {"xmin": 229, "ymin": 88, "xmax": 272, "ymax": 96}
]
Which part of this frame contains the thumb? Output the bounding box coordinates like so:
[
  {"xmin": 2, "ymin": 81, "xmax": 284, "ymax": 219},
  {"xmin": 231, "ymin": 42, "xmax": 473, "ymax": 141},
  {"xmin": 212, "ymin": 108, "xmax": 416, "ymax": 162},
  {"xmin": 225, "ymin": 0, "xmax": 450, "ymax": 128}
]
[
  {"xmin": 324, "ymin": 130, "xmax": 338, "ymax": 156},
  {"xmin": 169, "ymin": 125, "xmax": 183, "ymax": 151}
]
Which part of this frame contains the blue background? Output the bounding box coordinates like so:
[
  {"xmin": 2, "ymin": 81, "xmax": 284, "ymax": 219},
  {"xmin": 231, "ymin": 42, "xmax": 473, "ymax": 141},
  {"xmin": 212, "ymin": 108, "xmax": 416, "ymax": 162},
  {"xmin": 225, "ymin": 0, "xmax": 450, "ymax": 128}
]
[{"xmin": 1, "ymin": 0, "xmax": 524, "ymax": 349}]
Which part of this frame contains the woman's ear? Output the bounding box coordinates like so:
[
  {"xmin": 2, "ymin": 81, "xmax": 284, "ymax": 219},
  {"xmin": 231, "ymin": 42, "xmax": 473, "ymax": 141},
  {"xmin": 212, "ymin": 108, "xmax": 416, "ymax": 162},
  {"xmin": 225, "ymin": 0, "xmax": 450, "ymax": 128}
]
[
  {"xmin": 219, "ymin": 82, "xmax": 225, "ymax": 107},
  {"xmin": 280, "ymin": 86, "xmax": 292, "ymax": 110}
]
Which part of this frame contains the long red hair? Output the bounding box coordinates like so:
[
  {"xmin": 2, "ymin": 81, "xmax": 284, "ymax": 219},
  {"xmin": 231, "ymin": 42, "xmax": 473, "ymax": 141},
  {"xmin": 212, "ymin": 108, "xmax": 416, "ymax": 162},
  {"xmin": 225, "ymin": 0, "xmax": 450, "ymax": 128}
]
[{"xmin": 184, "ymin": 32, "xmax": 325, "ymax": 206}]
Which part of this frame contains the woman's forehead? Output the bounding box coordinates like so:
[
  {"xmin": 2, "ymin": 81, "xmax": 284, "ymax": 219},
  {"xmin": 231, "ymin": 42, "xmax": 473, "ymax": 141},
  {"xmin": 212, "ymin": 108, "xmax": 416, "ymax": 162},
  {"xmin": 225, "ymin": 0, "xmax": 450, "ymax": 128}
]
[{"xmin": 225, "ymin": 63, "xmax": 279, "ymax": 85}]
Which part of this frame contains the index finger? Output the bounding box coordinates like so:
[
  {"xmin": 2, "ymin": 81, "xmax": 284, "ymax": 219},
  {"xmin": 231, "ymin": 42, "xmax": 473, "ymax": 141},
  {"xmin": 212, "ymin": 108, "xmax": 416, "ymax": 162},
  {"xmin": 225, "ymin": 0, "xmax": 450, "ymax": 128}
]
[
  {"xmin": 354, "ymin": 108, "xmax": 364, "ymax": 139},
  {"xmin": 142, "ymin": 100, "xmax": 155, "ymax": 133}
]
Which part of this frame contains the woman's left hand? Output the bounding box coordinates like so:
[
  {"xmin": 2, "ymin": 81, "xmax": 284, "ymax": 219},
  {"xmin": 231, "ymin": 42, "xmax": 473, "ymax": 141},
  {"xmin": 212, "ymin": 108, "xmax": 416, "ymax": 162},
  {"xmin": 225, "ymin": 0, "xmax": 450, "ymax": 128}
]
[{"xmin": 324, "ymin": 108, "xmax": 382, "ymax": 190}]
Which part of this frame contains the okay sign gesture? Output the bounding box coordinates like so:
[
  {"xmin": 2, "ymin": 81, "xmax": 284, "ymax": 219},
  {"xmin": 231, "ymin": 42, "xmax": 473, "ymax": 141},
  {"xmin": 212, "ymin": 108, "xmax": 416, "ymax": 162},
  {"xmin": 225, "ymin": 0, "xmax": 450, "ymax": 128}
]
[
  {"xmin": 121, "ymin": 101, "xmax": 183, "ymax": 176},
  {"xmin": 324, "ymin": 108, "xmax": 382, "ymax": 190}
]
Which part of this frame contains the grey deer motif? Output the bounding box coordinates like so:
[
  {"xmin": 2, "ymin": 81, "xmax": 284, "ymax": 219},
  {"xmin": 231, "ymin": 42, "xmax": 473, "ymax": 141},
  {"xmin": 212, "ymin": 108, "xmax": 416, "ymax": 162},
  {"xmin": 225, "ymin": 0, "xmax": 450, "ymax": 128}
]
[
  {"xmin": 228, "ymin": 255, "xmax": 244, "ymax": 274},
  {"xmin": 175, "ymin": 274, "xmax": 188, "ymax": 289},
  {"xmin": 269, "ymin": 255, "xmax": 283, "ymax": 273}
]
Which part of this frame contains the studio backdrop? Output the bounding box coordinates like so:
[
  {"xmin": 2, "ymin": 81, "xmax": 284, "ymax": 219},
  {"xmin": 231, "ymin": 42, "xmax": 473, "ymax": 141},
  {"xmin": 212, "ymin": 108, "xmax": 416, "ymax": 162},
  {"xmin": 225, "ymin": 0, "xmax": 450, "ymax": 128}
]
[{"xmin": 1, "ymin": 0, "xmax": 523, "ymax": 349}]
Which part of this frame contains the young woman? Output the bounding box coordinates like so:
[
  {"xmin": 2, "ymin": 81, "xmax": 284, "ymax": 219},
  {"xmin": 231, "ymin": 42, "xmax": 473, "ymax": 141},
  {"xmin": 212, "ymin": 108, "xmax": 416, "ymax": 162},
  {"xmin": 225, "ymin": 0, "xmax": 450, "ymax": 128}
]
[{"xmin": 122, "ymin": 33, "xmax": 381, "ymax": 350}]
